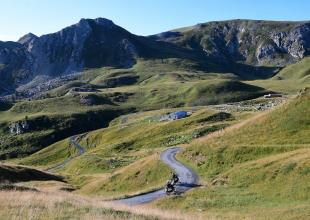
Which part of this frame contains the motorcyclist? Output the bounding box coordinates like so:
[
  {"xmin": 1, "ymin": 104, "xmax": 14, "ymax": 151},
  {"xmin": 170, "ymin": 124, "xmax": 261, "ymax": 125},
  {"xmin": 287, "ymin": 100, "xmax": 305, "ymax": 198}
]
[
  {"xmin": 171, "ymin": 172, "xmax": 179, "ymax": 185},
  {"xmin": 165, "ymin": 180, "xmax": 175, "ymax": 194}
]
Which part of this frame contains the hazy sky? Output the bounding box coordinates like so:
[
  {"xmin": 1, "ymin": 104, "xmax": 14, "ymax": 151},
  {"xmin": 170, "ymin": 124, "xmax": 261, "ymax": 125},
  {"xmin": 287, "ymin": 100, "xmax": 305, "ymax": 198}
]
[{"xmin": 0, "ymin": 0, "xmax": 309, "ymax": 41}]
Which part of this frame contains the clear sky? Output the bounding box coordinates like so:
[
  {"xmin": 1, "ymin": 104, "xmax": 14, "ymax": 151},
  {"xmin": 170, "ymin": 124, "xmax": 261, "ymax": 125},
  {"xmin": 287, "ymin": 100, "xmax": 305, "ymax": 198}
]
[{"xmin": 0, "ymin": 0, "xmax": 309, "ymax": 41}]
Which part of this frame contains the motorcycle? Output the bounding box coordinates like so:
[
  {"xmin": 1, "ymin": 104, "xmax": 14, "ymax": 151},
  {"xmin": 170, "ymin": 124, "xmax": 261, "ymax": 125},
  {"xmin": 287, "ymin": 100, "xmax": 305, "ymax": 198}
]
[
  {"xmin": 165, "ymin": 173, "xmax": 179, "ymax": 195},
  {"xmin": 165, "ymin": 183, "xmax": 176, "ymax": 195}
]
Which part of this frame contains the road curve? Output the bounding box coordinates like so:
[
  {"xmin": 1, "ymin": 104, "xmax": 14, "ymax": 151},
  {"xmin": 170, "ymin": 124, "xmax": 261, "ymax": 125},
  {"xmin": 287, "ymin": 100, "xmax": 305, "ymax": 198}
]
[
  {"xmin": 117, "ymin": 147, "xmax": 199, "ymax": 205},
  {"xmin": 46, "ymin": 135, "xmax": 85, "ymax": 172}
]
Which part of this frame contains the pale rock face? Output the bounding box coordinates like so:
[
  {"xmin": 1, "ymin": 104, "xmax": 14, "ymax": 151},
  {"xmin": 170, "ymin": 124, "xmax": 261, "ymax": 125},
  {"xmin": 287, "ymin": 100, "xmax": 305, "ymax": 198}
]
[
  {"xmin": 9, "ymin": 120, "xmax": 30, "ymax": 135},
  {"xmin": 271, "ymin": 24, "xmax": 310, "ymax": 59},
  {"xmin": 158, "ymin": 20, "xmax": 309, "ymax": 66},
  {"xmin": 24, "ymin": 19, "xmax": 93, "ymax": 76},
  {"xmin": 256, "ymin": 43, "xmax": 277, "ymax": 63},
  {"xmin": 14, "ymin": 17, "xmax": 138, "ymax": 79},
  {"xmin": 17, "ymin": 33, "xmax": 38, "ymax": 52}
]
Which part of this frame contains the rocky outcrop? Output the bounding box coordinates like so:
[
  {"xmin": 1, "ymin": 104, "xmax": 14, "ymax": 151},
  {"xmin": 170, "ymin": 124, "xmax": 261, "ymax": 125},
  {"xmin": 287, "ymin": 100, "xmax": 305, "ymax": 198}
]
[
  {"xmin": 0, "ymin": 18, "xmax": 136, "ymax": 92},
  {"xmin": 271, "ymin": 23, "xmax": 310, "ymax": 59},
  {"xmin": 17, "ymin": 33, "xmax": 38, "ymax": 51},
  {"xmin": 9, "ymin": 120, "xmax": 30, "ymax": 135},
  {"xmin": 1, "ymin": 17, "xmax": 193, "ymax": 94},
  {"xmin": 256, "ymin": 42, "xmax": 278, "ymax": 63},
  {"xmin": 79, "ymin": 95, "xmax": 95, "ymax": 106},
  {"xmin": 16, "ymin": 17, "xmax": 163, "ymax": 77},
  {"xmin": 155, "ymin": 20, "xmax": 310, "ymax": 67}
]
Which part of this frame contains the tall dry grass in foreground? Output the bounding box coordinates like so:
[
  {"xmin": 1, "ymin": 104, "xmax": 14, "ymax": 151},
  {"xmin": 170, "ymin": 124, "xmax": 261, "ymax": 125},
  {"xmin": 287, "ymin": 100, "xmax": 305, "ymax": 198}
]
[{"xmin": 0, "ymin": 190, "xmax": 205, "ymax": 220}]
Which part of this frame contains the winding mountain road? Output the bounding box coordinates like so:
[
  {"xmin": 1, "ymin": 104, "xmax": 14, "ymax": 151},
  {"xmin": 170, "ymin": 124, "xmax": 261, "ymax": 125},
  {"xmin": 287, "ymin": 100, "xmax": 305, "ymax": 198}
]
[
  {"xmin": 45, "ymin": 136, "xmax": 85, "ymax": 172},
  {"xmin": 117, "ymin": 147, "xmax": 199, "ymax": 205},
  {"xmin": 46, "ymin": 136, "xmax": 199, "ymax": 205}
]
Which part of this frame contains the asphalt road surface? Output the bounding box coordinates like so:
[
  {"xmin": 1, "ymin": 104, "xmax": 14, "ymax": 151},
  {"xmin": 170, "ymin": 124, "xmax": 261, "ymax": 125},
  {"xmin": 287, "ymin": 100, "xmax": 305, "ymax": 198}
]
[
  {"xmin": 45, "ymin": 136, "xmax": 85, "ymax": 172},
  {"xmin": 117, "ymin": 147, "xmax": 199, "ymax": 205}
]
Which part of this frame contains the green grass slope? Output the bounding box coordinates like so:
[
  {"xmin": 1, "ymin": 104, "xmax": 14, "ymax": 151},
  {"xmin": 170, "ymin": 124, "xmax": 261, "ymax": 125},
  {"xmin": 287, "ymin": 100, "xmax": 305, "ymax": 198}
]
[
  {"xmin": 156, "ymin": 88, "xmax": 310, "ymax": 219},
  {"xmin": 0, "ymin": 104, "xmax": 124, "ymax": 159},
  {"xmin": 0, "ymin": 58, "xmax": 268, "ymax": 159},
  {"xmin": 274, "ymin": 57, "xmax": 310, "ymax": 81},
  {"xmin": 20, "ymin": 106, "xmax": 244, "ymax": 197},
  {"xmin": 0, "ymin": 164, "xmax": 64, "ymax": 183},
  {"xmin": 246, "ymin": 57, "xmax": 310, "ymax": 94}
]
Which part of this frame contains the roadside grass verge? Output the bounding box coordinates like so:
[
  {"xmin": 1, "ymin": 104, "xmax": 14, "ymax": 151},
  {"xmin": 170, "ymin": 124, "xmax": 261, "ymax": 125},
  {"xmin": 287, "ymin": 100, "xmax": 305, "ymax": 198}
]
[
  {"xmin": 155, "ymin": 89, "xmax": 310, "ymax": 219},
  {"xmin": 0, "ymin": 190, "xmax": 197, "ymax": 220}
]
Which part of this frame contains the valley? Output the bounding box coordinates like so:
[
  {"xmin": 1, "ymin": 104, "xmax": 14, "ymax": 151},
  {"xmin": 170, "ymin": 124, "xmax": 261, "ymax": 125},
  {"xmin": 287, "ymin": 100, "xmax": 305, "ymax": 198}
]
[{"xmin": 0, "ymin": 17, "xmax": 309, "ymax": 220}]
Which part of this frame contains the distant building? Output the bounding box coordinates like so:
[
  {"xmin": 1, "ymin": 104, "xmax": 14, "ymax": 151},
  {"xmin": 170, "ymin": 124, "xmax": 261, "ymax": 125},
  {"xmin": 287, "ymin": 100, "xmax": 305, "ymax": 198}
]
[
  {"xmin": 160, "ymin": 111, "xmax": 191, "ymax": 121},
  {"xmin": 264, "ymin": 94, "xmax": 282, "ymax": 98}
]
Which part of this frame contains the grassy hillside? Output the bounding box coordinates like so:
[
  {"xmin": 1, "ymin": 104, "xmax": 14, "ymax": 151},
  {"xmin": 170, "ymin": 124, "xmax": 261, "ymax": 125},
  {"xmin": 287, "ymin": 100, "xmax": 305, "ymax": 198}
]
[
  {"xmin": 20, "ymin": 106, "xmax": 245, "ymax": 197},
  {"xmin": 0, "ymin": 164, "xmax": 63, "ymax": 183},
  {"xmin": 155, "ymin": 88, "xmax": 310, "ymax": 219},
  {"xmin": 1, "ymin": 59, "xmax": 309, "ymax": 219},
  {"xmin": 246, "ymin": 57, "xmax": 310, "ymax": 93},
  {"xmin": 0, "ymin": 190, "xmax": 189, "ymax": 220},
  {"xmin": 0, "ymin": 58, "xmax": 269, "ymax": 160},
  {"xmin": 0, "ymin": 106, "xmax": 124, "ymax": 159},
  {"xmin": 274, "ymin": 57, "xmax": 310, "ymax": 81}
]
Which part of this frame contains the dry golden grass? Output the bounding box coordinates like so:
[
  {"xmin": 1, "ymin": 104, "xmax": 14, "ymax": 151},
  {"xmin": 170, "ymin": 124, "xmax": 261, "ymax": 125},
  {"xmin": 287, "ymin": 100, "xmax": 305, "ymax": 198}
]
[{"xmin": 0, "ymin": 190, "xmax": 207, "ymax": 220}]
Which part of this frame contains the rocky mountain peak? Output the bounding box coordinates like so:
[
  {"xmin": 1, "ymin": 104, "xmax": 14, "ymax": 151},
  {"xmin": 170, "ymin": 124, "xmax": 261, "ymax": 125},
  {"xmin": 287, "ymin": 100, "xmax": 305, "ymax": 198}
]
[
  {"xmin": 18, "ymin": 33, "xmax": 38, "ymax": 45},
  {"xmin": 1, "ymin": 18, "xmax": 309, "ymax": 96},
  {"xmin": 94, "ymin": 17, "xmax": 115, "ymax": 27},
  {"xmin": 78, "ymin": 17, "xmax": 115, "ymax": 29},
  {"xmin": 17, "ymin": 33, "xmax": 39, "ymax": 52}
]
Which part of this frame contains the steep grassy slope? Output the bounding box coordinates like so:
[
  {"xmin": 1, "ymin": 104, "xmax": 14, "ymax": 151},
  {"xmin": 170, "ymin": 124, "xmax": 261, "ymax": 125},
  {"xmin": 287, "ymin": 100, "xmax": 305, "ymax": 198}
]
[
  {"xmin": 274, "ymin": 57, "xmax": 310, "ymax": 81},
  {"xmin": 20, "ymin": 106, "xmax": 243, "ymax": 197},
  {"xmin": 0, "ymin": 164, "xmax": 63, "ymax": 183},
  {"xmin": 156, "ymin": 88, "xmax": 310, "ymax": 219},
  {"xmin": 0, "ymin": 101, "xmax": 124, "ymax": 159},
  {"xmin": 0, "ymin": 58, "xmax": 268, "ymax": 160},
  {"xmin": 246, "ymin": 56, "xmax": 310, "ymax": 93},
  {"xmin": 20, "ymin": 108, "xmax": 234, "ymax": 168}
]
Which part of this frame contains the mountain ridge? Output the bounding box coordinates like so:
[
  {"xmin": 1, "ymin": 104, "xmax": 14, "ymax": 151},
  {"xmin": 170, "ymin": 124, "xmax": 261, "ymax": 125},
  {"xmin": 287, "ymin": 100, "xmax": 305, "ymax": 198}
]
[
  {"xmin": 0, "ymin": 18, "xmax": 309, "ymax": 95},
  {"xmin": 153, "ymin": 19, "xmax": 310, "ymax": 65}
]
